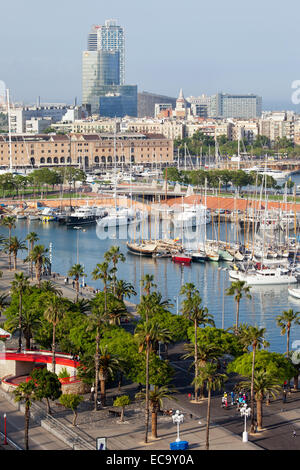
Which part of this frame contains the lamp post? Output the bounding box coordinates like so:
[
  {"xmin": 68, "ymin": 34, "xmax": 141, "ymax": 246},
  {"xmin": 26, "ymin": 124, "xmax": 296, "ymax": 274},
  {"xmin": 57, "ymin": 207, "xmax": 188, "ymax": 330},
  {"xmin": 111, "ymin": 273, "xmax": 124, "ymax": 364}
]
[
  {"xmin": 172, "ymin": 410, "xmax": 184, "ymax": 442},
  {"xmin": 4, "ymin": 413, "xmax": 7, "ymax": 445},
  {"xmin": 240, "ymin": 404, "xmax": 251, "ymax": 442}
]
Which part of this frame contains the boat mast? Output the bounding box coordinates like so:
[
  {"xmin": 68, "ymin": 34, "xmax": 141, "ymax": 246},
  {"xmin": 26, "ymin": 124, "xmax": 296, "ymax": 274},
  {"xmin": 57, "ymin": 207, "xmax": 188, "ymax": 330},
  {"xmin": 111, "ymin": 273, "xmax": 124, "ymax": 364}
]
[{"xmin": 6, "ymin": 89, "xmax": 13, "ymax": 173}]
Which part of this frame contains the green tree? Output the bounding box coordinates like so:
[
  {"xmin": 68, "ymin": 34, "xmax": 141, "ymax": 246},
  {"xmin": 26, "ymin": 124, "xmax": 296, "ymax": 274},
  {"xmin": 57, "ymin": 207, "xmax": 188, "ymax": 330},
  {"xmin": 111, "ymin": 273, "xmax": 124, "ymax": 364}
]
[
  {"xmin": 11, "ymin": 272, "xmax": 30, "ymax": 351},
  {"xmin": 195, "ymin": 362, "xmax": 227, "ymax": 450},
  {"xmin": 276, "ymin": 309, "xmax": 300, "ymax": 357},
  {"xmin": 24, "ymin": 244, "xmax": 50, "ymax": 287},
  {"xmin": 136, "ymin": 385, "xmax": 176, "ymax": 438},
  {"xmin": 140, "ymin": 274, "xmax": 157, "ymax": 297},
  {"xmin": 84, "ymin": 302, "xmax": 110, "ymax": 410},
  {"xmin": 68, "ymin": 263, "xmax": 86, "ymax": 302},
  {"xmin": 237, "ymin": 324, "xmax": 269, "ymax": 433},
  {"xmin": 3, "ymin": 236, "xmax": 27, "ymax": 270},
  {"xmin": 226, "ymin": 280, "xmax": 251, "ymax": 333},
  {"xmin": 44, "ymin": 295, "xmax": 65, "ymax": 373},
  {"xmin": 0, "ymin": 293, "xmax": 9, "ymax": 318},
  {"xmin": 113, "ymin": 279, "xmax": 137, "ymax": 302},
  {"xmin": 236, "ymin": 371, "xmax": 282, "ymax": 431},
  {"xmin": 92, "ymin": 261, "xmax": 112, "ymax": 313},
  {"xmin": 31, "ymin": 367, "xmax": 62, "ymax": 415},
  {"xmin": 59, "ymin": 394, "xmax": 84, "ymax": 426},
  {"xmin": 1, "ymin": 215, "xmax": 16, "ymax": 270},
  {"xmin": 180, "ymin": 283, "xmax": 215, "ymax": 401},
  {"xmin": 134, "ymin": 320, "xmax": 172, "ymax": 444},
  {"xmin": 113, "ymin": 395, "xmax": 131, "ymax": 422},
  {"xmin": 25, "ymin": 232, "xmax": 39, "ymax": 279},
  {"xmin": 13, "ymin": 380, "xmax": 38, "ymax": 450},
  {"xmin": 104, "ymin": 246, "xmax": 126, "ymax": 296}
]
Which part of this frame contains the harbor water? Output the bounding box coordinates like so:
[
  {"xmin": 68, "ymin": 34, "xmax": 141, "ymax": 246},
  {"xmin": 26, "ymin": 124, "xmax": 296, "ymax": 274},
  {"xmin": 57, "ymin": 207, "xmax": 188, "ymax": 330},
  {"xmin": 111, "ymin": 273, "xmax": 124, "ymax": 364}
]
[{"xmin": 2, "ymin": 217, "xmax": 300, "ymax": 355}]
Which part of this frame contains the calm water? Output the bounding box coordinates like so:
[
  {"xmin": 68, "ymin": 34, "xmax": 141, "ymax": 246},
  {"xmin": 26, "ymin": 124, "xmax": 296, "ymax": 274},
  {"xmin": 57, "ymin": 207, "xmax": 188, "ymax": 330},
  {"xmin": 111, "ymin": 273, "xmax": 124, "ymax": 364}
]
[{"xmin": 2, "ymin": 217, "xmax": 300, "ymax": 355}]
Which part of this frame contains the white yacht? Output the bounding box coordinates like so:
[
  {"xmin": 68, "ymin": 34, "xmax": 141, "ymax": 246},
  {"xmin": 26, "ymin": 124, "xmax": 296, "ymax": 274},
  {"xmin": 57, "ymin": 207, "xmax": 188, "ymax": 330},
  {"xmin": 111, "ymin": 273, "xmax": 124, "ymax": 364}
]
[
  {"xmin": 97, "ymin": 207, "xmax": 145, "ymax": 227},
  {"xmin": 229, "ymin": 267, "xmax": 297, "ymax": 285},
  {"xmin": 288, "ymin": 287, "xmax": 300, "ymax": 299},
  {"xmin": 172, "ymin": 204, "xmax": 211, "ymax": 229},
  {"xmin": 65, "ymin": 206, "xmax": 107, "ymax": 226}
]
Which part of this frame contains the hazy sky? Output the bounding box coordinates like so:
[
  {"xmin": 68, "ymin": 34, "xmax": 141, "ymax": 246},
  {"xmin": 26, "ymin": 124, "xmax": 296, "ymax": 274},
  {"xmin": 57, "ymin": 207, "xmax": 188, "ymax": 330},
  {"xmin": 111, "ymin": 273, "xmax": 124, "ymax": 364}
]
[{"xmin": 1, "ymin": 0, "xmax": 300, "ymax": 110}]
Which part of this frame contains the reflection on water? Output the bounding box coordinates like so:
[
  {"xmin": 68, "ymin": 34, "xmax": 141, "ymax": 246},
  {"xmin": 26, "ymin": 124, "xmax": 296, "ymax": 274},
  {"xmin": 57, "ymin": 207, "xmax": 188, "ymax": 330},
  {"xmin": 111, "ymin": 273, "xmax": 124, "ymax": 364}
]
[{"xmin": 1, "ymin": 218, "xmax": 300, "ymax": 354}]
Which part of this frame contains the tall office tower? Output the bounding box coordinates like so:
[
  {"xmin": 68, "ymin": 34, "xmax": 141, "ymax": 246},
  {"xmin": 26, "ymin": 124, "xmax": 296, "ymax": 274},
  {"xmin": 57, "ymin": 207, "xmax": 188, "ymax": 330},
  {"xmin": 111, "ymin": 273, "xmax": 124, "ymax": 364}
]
[
  {"xmin": 97, "ymin": 19, "xmax": 125, "ymax": 85},
  {"xmin": 87, "ymin": 20, "xmax": 125, "ymax": 85},
  {"xmin": 83, "ymin": 20, "xmax": 136, "ymax": 117}
]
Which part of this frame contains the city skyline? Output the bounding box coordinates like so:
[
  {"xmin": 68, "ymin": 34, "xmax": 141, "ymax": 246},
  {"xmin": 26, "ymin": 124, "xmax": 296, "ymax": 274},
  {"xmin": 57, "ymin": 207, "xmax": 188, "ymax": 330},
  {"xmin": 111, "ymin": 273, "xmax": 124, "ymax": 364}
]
[{"xmin": 1, "ymin": 0, "xmax": 300, "ymax": 111}]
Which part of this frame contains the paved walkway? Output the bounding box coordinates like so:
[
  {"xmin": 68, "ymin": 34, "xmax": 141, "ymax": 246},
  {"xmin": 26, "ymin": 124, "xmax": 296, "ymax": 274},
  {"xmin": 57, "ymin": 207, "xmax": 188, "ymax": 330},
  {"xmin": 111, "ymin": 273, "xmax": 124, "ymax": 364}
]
[{"xmin": 0, "ymin": 253, "xmax": 299, "ymax": 450}]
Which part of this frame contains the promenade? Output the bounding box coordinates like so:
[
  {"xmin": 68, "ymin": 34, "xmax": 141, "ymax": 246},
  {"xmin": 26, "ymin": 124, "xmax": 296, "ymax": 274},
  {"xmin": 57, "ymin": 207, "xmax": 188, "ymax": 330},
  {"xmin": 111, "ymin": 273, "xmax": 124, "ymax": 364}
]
[{"xmin": 0, "ymin": 254, "xmax": 298, "ymax": 450}]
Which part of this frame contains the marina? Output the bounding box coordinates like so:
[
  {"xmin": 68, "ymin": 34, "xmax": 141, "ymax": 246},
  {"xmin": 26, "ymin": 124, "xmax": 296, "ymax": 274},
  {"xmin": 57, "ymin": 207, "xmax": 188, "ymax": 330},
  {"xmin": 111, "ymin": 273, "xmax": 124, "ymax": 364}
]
[{"xmin": 3, "ymin": 209, "xmax": 300, "ymax": 355}]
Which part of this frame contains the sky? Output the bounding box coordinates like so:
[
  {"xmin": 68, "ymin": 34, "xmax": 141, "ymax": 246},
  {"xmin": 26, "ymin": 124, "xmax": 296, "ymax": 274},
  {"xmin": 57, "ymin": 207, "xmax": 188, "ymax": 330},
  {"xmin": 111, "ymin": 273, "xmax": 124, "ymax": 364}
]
[{"xmin": 1, "ymin": 0, "xmax": 300, "ymax": 110}]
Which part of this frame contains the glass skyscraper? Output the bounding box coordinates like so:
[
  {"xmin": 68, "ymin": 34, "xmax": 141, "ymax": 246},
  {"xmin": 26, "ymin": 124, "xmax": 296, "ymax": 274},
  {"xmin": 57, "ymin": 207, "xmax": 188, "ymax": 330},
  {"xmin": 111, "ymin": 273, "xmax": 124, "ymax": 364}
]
[
  {"xmin": 83, "ymin": 20, "xmax": 137, "ymax": 117},
  {"xmin": 87, "ymin": 20, "xmax": 125, "ymax": 85}
]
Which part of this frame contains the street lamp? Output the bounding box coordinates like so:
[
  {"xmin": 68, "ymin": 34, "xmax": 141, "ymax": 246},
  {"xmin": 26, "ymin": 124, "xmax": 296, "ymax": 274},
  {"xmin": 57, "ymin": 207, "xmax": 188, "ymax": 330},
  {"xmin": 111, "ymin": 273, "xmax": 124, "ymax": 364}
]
[
  {"xmin": 172, "ymin": 410, "xmax": 184, "ymax": 442},
  {"xmin": 4, "ymin": 413, "xmax": 7, "ymax": 445},
  {"xmin": 240, "ymin": 403, "xmax": 251, "ymax": 442}
]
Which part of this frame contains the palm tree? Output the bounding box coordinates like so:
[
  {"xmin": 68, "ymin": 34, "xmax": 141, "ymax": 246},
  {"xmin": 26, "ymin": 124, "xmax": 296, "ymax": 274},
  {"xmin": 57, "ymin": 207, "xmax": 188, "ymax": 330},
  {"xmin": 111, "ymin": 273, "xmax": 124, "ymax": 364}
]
[
  {"xmin": 140, "ymin": 274, "xmax": 157, "ymax": 296},
  {"xmin": 86, "ymin": 303, "xmax": 110, "ymax": 411},
  {"xmin": 7, "ymin": 308, "xmax": 41, "ymax": 349},
  {"xmin": 40, "ymin": 280, "xmax": 63, "ymax": 297},
  {"xmin": 13, "ymin": 380, "xmax": 37, "ymax": 450},
  {"xmin": 195, "ymin": 362, "xmax": 227, "ymax": 450},
  {"xmin": 134, "ymin": 321, "xmax": 172, "ymax": 444},
  {"xmin": 11, "ymin": 272, "xmax": 30, "ymax": 351},
  {"xmin": 104, "ymin": 246, "xmax": 126, "ymax": 296},
  {"xmin": 226, "ymin": 280, "xmax": 251, "ymax": 333},
  {"xmin": 92, "ymin": 262, "xmax": 112, "ymax": 313},
  {"xmin": 113, "ymin": 279, "xmax": 137, "ymax": 302},
  {"xmin": 236, "ymin": 371, "xmax": 282, "ymax": 431},
  {"xmin": 25, "ymin": 232, "xmax": 39, "ymax": 279},
  {"xmin": 180, "ymin": 283, "xmax": 215, "ymax": 401},
  {"xmin": 137, "ymin": 291, "xmax": 173, "ymax": 324},
  {"xmin": 68, "ymin": 263, "xmax": 85, "ymax": 301},
  {"xmin": 136, "ymin": 385, "xmax": 176, "ymax": 438},
  {"xmin": 0, "ymin": 292, "xmax": 9, "ymax": 317},
  {"xmin": 1, "ymin": 215, "xmax": 16, "ymax": 270},
  {"xmin": 44, "ymin": 295, "xmax": 65, "ymax": 373},
  {"xmin": 4, "ymin": 236, "xmax": 27, "ymax": 270},
  {"xmin": 276, "ymin": 309, "xmax": 300, "ymax": 357},
  {"xmin": 98, "ymin": 344, "xmax": 122, "ymax": 406},
  {"xmin": 182, "ymin": 342, "xmax": 223, "ymax": 399},
  {"xmin": 24, "ymin": 244, "xmax": 50, "ymax": 287},
  {"xmin": 238, "ymin": 324, "xmax": 269, "ymax": 434}
]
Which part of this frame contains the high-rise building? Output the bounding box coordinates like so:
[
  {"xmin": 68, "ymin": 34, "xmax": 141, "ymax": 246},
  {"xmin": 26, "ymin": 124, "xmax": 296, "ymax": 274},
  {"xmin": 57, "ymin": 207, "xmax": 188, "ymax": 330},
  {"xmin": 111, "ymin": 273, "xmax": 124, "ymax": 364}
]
[
  {"xmin": 83, "ymin": 20, "xmax": 136, "ymax": 116},
  {"xmin": 87, "ymin": 20, "xmax": 125, "ymax": 85},
  {"xmin": 209, "ymin": 93, "xmax": 262, "ymax": 119}
]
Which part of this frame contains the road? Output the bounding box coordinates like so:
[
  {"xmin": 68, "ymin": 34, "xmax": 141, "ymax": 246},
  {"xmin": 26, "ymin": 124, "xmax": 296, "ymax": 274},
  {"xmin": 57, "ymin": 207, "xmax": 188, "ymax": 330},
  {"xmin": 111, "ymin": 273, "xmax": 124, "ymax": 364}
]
[{"xmin": 0, "ymin": 393, "xmax": 71, "ymax": 450}]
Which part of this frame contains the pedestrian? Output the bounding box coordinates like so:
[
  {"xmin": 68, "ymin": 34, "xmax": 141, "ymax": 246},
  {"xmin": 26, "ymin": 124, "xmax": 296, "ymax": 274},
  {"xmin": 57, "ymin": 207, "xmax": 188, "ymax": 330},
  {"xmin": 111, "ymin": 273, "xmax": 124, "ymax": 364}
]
[
  {"xmin": 293, "ymin": 430, "xmax": 296, "ymax": 438},
  {"xmin": 72, "ymin": 280, "xmax": 75, "ymax": 289},
  {"xmin": 188, "ymin": 393, "xmax": 192, "ymax": 401},
  {"xmin": 221, "ymin": 395, "xmax": 225, "ymax": 408},
  {"xmin": 90, "ymin": 385, "xmax": 95, "ymax": 401},
  {"xmin": 66, "ymin": 277, "xmax": 69, "ymax": 284},
  {"xmin": 231, "ymin": 391, "xmax": 235, "ymax": 406},
  {"xmin": 64, "ymin": 278, "xmax": 67, "ymax": 285},
  {"xmin": 224, "ymin": 392, "xmax": 228, "ymax": 408}
]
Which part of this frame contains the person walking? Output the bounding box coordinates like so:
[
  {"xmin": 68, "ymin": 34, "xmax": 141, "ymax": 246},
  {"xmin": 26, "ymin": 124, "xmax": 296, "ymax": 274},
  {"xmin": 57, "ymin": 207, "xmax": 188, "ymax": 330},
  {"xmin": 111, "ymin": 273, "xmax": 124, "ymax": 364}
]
[{"xmin": 231, "ymin": 391, "xmax": 235, "ymax": 406}]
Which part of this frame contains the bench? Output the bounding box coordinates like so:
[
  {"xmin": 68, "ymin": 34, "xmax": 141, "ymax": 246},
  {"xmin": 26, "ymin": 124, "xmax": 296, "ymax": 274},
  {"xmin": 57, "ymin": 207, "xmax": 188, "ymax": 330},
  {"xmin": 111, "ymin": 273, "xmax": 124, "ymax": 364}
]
[{"xmin": 108, "ymin": 409, "xmax": 121, "ymax": 417}]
